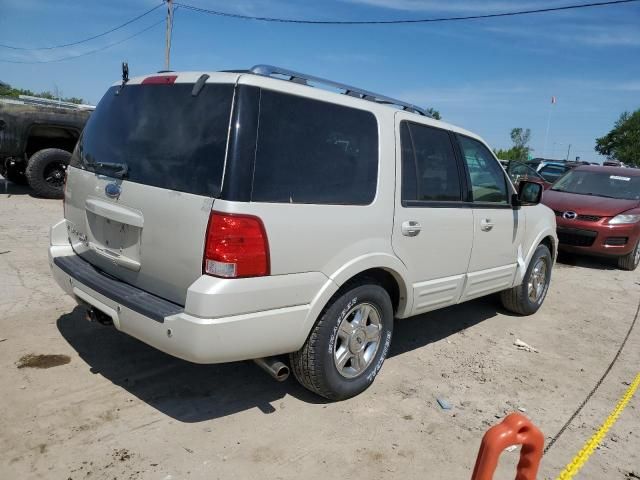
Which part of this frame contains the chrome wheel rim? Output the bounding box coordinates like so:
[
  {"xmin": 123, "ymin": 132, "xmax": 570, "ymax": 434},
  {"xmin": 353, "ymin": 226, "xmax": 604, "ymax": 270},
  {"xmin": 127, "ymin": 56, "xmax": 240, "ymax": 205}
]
[
  {"xmin": 333, "ymin": 302, "xmax": 382, "ymax": 379},
  {"xmin": 528, "ymin": 258, "xmax": 548, "ymax": 303},
  {"xmin": 634, "ymin": 242, "xmax": 640, "ymax": 266}
]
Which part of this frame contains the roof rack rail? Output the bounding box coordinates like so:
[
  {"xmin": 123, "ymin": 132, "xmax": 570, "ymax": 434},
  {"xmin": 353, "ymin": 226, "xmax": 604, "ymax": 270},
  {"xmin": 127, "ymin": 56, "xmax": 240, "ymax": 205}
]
[{"xmin": 250, "ymin": 64, "xmax": 431, "ymax": 117}]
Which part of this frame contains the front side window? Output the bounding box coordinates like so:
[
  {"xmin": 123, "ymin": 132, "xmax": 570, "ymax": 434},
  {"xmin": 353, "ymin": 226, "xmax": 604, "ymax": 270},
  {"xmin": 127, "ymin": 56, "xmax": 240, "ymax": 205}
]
[
  {"xmin": 251, "ymin": 90, "xmax": 378, "ymax": 205},
  {"xmin": 458, "ymin": 135, "xmax": 508, "ymax": 204},
  {"xmin": 400, "ymin": 122, "xmax": 462, "ymax": 202}
]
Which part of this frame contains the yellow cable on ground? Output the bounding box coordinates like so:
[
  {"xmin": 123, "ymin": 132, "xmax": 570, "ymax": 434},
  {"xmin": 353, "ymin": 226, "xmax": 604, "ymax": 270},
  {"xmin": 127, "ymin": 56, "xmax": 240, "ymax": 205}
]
[{"xmin": 556, "ymin": 372, "xmax": 640, "ymax": 479}]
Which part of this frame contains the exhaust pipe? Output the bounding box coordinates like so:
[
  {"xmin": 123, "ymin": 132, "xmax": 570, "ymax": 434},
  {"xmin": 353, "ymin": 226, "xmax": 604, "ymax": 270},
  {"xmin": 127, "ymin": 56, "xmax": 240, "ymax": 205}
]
[
  {"xmin": 85, "ymin": 307, "xmax": 113, "ymax": 326},
  {"xmin": 254, "ymin": 357, "xmax": 290, "ymax": 382}
]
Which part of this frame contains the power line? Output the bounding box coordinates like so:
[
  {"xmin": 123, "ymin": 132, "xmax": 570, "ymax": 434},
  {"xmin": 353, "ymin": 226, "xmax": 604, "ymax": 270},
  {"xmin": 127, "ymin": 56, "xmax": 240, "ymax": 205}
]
[
  {"xmin": 0, "ymin": 19, "xmax": 165, "ymax": 64},
  {"xmin": 0, "ymin": 3, "xmax": 164, "ymax": 50},
  {"xmin": 174, "ymin": 0, "xmax": 640, "ymax": 25}
]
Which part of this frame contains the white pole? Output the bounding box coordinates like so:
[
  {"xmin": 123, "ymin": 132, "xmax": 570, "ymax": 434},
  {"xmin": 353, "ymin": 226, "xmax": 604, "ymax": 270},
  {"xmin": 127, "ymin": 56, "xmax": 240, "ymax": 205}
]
[
  {"xmin": 542, "ymin": 97, "xmax": 554, "ymax": 159},
  {"xmin": 165, "ymin": 0, "xmax": 174, "ymax": 71}
]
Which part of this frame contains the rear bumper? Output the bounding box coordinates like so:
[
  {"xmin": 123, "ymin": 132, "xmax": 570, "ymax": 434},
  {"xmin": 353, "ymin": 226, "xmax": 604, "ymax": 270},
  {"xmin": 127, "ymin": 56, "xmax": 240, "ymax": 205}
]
[
  {"xmin": 556, "ymin": 220, "xmax": 639, "ymax": 258},
  {"xmin": 49, "ymin": 220, "xmax": 328, "ymax": 364}
]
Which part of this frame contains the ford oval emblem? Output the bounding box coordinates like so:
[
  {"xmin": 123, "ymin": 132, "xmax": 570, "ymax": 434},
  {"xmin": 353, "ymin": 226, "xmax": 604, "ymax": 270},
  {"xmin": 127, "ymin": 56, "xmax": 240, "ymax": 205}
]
[{"xmin": 105, "ymin": 183, "xmax": 121, "ymax": 198}]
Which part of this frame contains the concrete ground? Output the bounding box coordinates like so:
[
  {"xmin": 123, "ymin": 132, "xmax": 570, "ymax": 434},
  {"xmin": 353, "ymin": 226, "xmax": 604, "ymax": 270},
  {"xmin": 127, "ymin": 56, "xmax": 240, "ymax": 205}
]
[{"xmin": 1, "ymin": 179, "xmax": 639, "ymax": 480}]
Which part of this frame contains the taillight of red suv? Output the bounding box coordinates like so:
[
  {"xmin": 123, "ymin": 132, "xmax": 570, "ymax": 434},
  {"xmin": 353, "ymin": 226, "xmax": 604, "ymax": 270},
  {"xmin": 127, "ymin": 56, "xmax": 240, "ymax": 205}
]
[{"xmin": 203, "ymin": 212, "xmax": 270, "ymax": 278}]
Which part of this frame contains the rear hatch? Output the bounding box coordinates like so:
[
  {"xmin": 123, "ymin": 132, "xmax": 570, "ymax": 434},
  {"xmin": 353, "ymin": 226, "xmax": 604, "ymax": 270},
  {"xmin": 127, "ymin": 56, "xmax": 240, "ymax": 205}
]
[{"xmin": 64, "ymin": 74, "xmax": 237, "ymax": 305}]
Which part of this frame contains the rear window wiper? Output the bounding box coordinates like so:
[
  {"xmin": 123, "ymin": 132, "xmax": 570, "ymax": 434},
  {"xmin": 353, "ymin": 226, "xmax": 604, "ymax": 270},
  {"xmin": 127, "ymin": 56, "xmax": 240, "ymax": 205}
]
[{"xmin": 88, "ymin": 161, "xmax": 129, "ymax": 178}]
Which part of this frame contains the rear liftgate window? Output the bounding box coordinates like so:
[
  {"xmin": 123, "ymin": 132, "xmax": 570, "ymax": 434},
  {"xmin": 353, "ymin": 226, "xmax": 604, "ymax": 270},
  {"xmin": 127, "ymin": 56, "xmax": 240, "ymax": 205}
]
[
  {"xmin": 251, "ymin": 90, "xmax": 379, "ymax": 205},
  {"xmin": 74, "ymin": 83, "xmax": 234, "ymax": 196}
]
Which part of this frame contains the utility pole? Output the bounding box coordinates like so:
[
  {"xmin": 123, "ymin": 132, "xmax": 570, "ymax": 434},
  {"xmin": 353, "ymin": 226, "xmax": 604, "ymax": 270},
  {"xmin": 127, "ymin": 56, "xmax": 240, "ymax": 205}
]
[
  {"xmin": 566, "ymin": 144, "xmax": 571, "ymax": 161},
  {"xmin": 165, "ymin": 0, "xmax": 174, "ymax": 71}
]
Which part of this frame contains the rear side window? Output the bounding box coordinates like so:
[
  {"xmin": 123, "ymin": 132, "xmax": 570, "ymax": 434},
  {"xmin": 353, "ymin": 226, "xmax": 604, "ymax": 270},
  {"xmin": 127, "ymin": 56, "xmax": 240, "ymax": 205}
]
[
  {"xmin": 400, "ymin": 122, "xmax": 462, "ymax": 203},
  {"xmin": 73, "ymin": 83, "xmax": 234, "ymax": 196},
  {"xmin": 251, "ymin": 90, "xmax": 378, "ymax": 205}
]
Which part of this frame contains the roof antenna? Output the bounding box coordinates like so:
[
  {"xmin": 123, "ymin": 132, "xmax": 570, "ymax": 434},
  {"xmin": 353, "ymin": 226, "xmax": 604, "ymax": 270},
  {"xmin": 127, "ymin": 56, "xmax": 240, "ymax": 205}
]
[{"xmin": 117, "ymin": 62, "xmax": 129, "ymax": 95}]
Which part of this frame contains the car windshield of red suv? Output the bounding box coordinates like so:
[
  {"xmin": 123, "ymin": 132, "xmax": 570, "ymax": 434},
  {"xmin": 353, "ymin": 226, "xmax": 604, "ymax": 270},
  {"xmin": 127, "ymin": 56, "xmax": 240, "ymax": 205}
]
[{"xmin": 551, "ymin": 170, "xmax": 640, "ymax": 200}]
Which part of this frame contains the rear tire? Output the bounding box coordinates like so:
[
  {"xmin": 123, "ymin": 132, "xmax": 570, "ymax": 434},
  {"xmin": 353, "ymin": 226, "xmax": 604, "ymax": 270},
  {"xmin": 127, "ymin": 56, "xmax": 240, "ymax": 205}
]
[
  {"xmin": 25, "ymin": 148, "xmax": 70, "ymax": 199},
  {"xmin": 290, "ymin": 283, "xmax": 393, "ymax": 400},
  {"xmin": 501, "ymin": 244, "xmax": 552, "ymax": 315},
  {"xmin": 617, "ymin": 240, "xmax": 640, "ymax": 271}
]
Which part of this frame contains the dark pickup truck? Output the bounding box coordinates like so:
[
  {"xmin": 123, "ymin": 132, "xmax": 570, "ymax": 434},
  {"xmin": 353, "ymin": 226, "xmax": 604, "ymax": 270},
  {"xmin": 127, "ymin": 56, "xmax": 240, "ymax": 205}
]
[{"xmin": 0, "ymin": 99, "xmax": 92, "ymax": 198}]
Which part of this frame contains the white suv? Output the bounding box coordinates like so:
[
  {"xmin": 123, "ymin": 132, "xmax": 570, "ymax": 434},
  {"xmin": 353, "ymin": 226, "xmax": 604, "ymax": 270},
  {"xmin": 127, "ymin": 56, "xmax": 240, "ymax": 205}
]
[{"xmin": 49, "ymin": 65, "xmax": 557, "ymax": 400}]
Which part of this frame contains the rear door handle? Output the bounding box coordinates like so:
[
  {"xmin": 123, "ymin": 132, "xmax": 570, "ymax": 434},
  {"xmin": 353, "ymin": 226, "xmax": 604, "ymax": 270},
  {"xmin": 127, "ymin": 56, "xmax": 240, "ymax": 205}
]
[
  {"xmin": 480, "ymin": 218, "xmax": 494, "ymax": 232},
  {"xmin": 401, "ymin": 221, "xmax": 422, "ymax": 237}
]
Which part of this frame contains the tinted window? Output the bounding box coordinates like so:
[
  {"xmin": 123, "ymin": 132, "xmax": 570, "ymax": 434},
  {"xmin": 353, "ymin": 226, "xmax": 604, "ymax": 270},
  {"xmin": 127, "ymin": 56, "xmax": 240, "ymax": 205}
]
[
  {"xmin": 401, "ymin": 122, "xmax": 462, "ymax": 202},
  {"xmin": 251, "ymin": 90, "xmax": 378, "ymax": 205},
  {"xmin": 73, "ymin": 83, "xmax": 234, "ymax": 196},
  {"xmin": 458, "ymin": 135, "xmax": 508, "ymax": 204}
]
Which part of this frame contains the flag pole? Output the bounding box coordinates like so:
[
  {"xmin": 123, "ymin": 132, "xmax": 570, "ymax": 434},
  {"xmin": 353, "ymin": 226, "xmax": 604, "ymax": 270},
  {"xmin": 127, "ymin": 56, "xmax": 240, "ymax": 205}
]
[{"xmin": 542, "ymin": 96, "xmax": 555, "ymax": 159}]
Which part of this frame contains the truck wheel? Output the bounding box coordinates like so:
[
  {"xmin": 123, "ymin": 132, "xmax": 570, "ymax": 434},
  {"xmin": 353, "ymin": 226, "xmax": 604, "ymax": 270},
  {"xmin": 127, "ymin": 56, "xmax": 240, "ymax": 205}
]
[
  {"xmin": 290, "ymin": 283, "xmax": 393, "ymax": 400},
  {"xmin": 617, "ymin": 240, "xmax": 640, "ymax": 271},
  {"xmin": 500, "ymin": 244, "xmax": 552, "ymax": 315},
  {"xmin": 4, "ymin": 162, "xmax": 28, "ymax": 185},
  {"xmin": 25, "ymin": 148, "xmax": 70, "ymax": 199}
]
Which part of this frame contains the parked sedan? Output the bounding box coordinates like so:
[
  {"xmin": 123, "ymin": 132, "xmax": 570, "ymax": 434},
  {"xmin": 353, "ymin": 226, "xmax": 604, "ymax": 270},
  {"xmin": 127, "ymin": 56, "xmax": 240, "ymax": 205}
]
[{"xmin": 542, "ymin": 166, "xmax": 640, "ymax": 270}]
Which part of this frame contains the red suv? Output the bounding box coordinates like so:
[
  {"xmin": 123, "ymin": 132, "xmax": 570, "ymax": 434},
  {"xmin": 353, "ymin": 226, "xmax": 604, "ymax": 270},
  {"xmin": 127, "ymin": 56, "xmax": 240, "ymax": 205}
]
[{"xmin": 542, "ymin": 165, "xmax": 640, "ymax": 270}]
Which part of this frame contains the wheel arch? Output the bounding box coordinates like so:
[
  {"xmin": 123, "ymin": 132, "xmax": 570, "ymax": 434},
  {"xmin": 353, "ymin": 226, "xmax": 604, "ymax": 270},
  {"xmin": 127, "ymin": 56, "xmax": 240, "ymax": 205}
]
[
  {"xmin": 298, "ymin": 254, "xmax": 413, "ymax": 352},
  {"xmin": 515, "ymin": 229, "xmax": 557, "ymax": 285}
]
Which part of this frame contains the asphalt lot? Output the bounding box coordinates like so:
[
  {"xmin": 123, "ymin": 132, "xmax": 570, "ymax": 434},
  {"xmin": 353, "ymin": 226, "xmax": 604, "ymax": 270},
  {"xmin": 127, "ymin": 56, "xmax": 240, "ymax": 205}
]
[{"xmin": 1, "ymin": 179, "xmax": 639, "ymax": 480}]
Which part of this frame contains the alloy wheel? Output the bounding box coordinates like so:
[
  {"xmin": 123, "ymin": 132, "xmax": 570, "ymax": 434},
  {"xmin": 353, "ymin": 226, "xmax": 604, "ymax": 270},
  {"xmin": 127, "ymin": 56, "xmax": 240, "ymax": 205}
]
[{"xmin": 333, "ymin": 303, "xmax": 382, "ymax": 379}]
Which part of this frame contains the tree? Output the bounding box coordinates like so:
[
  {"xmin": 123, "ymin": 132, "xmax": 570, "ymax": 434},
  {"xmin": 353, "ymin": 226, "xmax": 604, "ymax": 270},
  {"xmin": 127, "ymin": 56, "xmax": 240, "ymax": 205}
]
[
  {"xmin": 495, "ymin": 128, "xmax": 532, "ymax": 162},
  {"xmin": 425, "ymin": 107, "xmax": 441, "ymax": 120},
  {"xmin": 0, "ymin": 82, "xmax": 85, "ymax": 104},
  {"xmin": 595, "ymin": 109, "xmax": 640, "ymax": 167}
]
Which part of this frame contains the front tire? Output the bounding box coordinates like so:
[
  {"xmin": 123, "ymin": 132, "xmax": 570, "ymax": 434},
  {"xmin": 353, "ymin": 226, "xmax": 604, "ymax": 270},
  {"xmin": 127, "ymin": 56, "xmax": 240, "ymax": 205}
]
[
  {"xmin": 617, "ymin": 240, "xmax": 640, "ymax": 271},
  {"xmin": 291, "ymin": 283, "xmax": 393, "ymax": 400},
  {"xmin": 25, "ymin": 148, "xmax": 70, "ymax": 199},
  {"xmin": 501, "ymin": 244, "xmax": 552, "ymax": 315}
]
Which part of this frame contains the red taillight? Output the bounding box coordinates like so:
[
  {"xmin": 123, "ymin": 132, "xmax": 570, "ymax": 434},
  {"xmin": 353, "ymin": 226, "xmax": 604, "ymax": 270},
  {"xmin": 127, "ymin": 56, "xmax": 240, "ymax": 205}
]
[
  {"xmin": 141, "ymin": 75, "xmax": 177, "ymax": 85},
  {"xmin": 203, "ymin": 212, "xmax": 270, "ymax": 278}
]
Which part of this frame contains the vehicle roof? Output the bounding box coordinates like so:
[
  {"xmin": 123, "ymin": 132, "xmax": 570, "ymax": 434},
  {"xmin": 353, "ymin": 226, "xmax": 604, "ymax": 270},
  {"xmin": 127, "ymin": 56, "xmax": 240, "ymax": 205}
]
[
  {"xmin": 573, "ymin": 165, "xmax": 640, "ymax": 176},
  {"xmin": 113, "ymin": 70, "xmax": 485, "ymax": 144}
]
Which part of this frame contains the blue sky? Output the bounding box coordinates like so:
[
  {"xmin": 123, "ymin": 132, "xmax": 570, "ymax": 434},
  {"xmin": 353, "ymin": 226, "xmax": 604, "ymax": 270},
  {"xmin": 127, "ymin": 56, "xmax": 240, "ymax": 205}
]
[{"xmin": 1, "ymin": 0, "xmax": 639, "ymax": 162}]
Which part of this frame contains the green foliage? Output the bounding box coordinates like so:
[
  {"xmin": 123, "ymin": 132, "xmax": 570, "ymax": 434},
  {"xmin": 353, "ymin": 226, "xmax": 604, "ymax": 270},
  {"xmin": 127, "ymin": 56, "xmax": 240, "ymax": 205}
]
[
  {"xmin": 0, "ymin": 82, "xmax": 85, "ymax": 104},
  {"xmin": 495, "ymin": 128, "xmax": 532, "ymax": 161},
  {"xmin": 595, "ymin": 109, "xmax": 640, "ymax": 166},
  {"xmin": 425, "ymin": 107, "xmax": 441, "ymax": 120}
]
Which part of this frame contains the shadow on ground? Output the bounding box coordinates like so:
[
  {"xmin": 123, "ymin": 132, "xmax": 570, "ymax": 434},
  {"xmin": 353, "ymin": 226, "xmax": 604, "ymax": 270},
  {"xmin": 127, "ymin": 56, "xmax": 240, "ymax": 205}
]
[
  {"xmin": 556, "ymin": 251, "xmax": 617, "ymax": 271},
  {"xmin": 0, "ymin": 178, "xmax": 58, "ymax": 199},
  {"xmin": 57, "ymin": 297, "xmax": 504, "ymax": 422},
  {"xmin": 1, "ymin": 179, "xmax": 32, "ymax": 196}
]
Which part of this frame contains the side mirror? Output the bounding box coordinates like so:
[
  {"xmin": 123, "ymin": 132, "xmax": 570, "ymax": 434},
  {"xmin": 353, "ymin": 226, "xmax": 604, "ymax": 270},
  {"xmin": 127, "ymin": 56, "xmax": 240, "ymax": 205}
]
[{"xmin": 516, "ymin": 180, "xmax": 543, "ymax": 206}]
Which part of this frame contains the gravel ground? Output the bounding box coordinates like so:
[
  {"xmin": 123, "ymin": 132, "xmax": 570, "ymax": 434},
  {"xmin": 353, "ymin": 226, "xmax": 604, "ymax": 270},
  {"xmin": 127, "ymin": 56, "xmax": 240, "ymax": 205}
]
[{"xmin": 1, "ymin": 178, "xmax": 639, "ymax": 480}]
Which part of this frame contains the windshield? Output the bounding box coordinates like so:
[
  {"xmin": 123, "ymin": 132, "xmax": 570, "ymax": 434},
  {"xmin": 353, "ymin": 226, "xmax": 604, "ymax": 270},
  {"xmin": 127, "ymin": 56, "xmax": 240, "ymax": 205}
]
[
  {"xmin": 71, "ymin": 83, "xmax": 234, "ymax": 196},
  {"xmin": 551, "ymin": 169, "xmax": 640, "ymax": 200}
]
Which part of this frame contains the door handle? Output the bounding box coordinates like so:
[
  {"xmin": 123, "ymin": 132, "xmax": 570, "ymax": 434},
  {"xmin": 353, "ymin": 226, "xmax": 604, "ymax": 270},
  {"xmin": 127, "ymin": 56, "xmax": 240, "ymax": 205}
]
[
  {"xmin": 401, "ymin": 221, "xmax": 422, "ymax": 237},
  {"xmin": 480, "ymin": 218, "xmax": 494, "ymax": 232}
]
